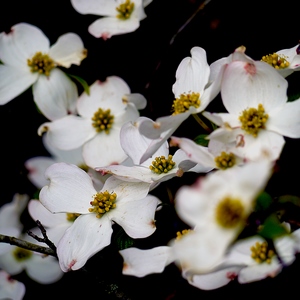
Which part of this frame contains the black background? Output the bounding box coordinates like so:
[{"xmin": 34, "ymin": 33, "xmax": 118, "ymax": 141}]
[{"xmin": 1, "ymin": 0, "xmax": 300, "ymax": 299}]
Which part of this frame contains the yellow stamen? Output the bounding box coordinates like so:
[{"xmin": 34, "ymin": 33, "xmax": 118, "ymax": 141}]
[
  {"xmin": 214, "ymin": 152, "xmax": 236, "ymax": 170},
  {"xmin": 89, "ymin": 190, "xmax": 117, "ymax": 218},
  {"xmin": 261, "ymin": 53, "xmax": 290, "ymax": 69},
  {"xmin": 172, "ymin": 92, "xmax": 200, "ymax": 115},
  {"xmin": 27, "ymin": 52, "xmax": 55, "ymax": 76},
  {"xmin": 149, "ymin": 155, "xmax": 176, "ymax": 174},
  {"xmin": 116, "ymin": 0, "xmax": 135, "ymax": 20},
  {"xmin": 91, "ymin": 108, "xmax": 114, "ymax": 134}
]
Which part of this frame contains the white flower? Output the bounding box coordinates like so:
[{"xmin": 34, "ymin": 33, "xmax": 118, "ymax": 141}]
[
  {"xmin": 70, "ymin": 0, "xmax": 151, "ymax": 39},
  {"xmin": 96, "ymin": 119, "xmax": 199, "ymax": 190},
  {"xmin": 0, "ymin": 270, "xmax": 25, "ymax": 300},
  {"xmin": 0, "ymin": 23, "xmax": 87, "ymax": 120},
  {"xmin": 136, "ymin": 46, "xmax": 223, "ymax": 163},
  {"xmin": 171, "ymin": 160, "xmax": 273, "ymax": 273},
  {"xmin": 203, "ymin": 47, "xmax": 300, "ymax": 161},
  {"xmin": 261, "ymin": 44, "xmax": 300, "ymax": 77},
  {"xmin": 38, "ymin": 76, "xmax": 147, "ymax": 168},
  {"xmin": 39, "ymin": 162, "xmax": 159, "ymax": 272}
]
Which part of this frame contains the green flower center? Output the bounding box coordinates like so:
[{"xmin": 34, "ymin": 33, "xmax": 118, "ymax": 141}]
[
  {"xmin": 91, "ymin": 108, "xmax": 114, "ymax": 134},
  {"xmin": 116, "ymin": 0, "xmax": 135, "ymax": 20},
  {"xmin": 250, "ymin": 241, "xmax": 274, "ymax": 264},
  {"xmin": 89, "ymin": 190, "xmax": 117, "ymax": 218},
  {"xmin": 214, "ymin": 152, "xmax": 236, "ymax": 170},
  {"xmin": 13, "ymin": 247, "xmax": 32, "ymax": 262},
  {"xmin": 172, "ymin": 92, "xmax": 200, "ymax": 115},
  {"xmin": 66, "ymin": 213, "xmax": 81, "ymax": 222},
  {"xmin": 261, "ymin": 53, "xmax": 290, "ymax": 69},
  {"xmin": 149, "ymin": 155, "xmax": 176, "ymax": 174},
  {"xmin": 239, "ymin": 104, "xmax": 268, "ymax": 137},
  {"xmin": 215, "ymin": 197, "xmax": 244, "ymax": 228},
  {"xmin": 27, "ymin": 52, "xmax": 55, "ymax": 76}
]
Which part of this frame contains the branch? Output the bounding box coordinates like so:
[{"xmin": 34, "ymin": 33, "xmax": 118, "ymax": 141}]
[{"xmin": 0, "ymin": 234, "xmax": 57, "ymax": 257}]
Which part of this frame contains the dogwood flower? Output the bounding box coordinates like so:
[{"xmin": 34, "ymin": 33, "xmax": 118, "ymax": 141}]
[
  {"xmin": 39, "ymin": 162, "xmax": 159, "ymax": 272},
  {"xmin": 0, "ymin": 228, "xmax": 64, "ymax": 284},
  {"xmin": 96, "ymin": 119, "xmax": 204, "ymax": 190},
  {"xmin": 0, "ymin": 22, "xmax": 87, "ymax": 120},
  {"xmin": 136, "ymin": 46, "xmax": 223, "ymax": 163},
  {"xmin": 171, "ymin": 160, "xmax": 273, "ymax": 273},
  {"xmin": 0, "ymin": 270, "xmax": 25, "ymax": 300},
  {"xmin": 38, "ymin": 76, "xmax": 146, "ymax": 168},
  {"xmin": 203, "ymin": 47, "xmax": 300, "ymax": 161},
  {"xmin": 70, "ymin": 0, "xmax": 152, "ymax": 39},
  {"xmin": 170, "ymin": 136, "xmax": 244, "ymax": 171},
  {"xmin": 261, "ymin": 43, "xmax": 300, "ymax": 77}
]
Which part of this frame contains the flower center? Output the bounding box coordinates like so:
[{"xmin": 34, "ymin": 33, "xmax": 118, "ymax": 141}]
[
  {"xmin": 239, "ymin": 104, "xmax": 268, "ymax": 137},
  {"xmin": 250, "ymin": 241, "xmax": 274, "ymax": 264},
  {"xmin": 66, "ymin": 213, "xmax": 81, "ymax": 222},
  {"xmin": 13, "ymin": 247, "xmax": 32, "ymax": 262},
  {"xmin": 27, "ymin": 52, "xmax": 55, "ymax": 76},
  {"xmin": 176, "ymin": 229, "xmax": 191, "ymax": 240},
  {"xmin": 171, "ymin": 92, "xmax": 200, "ymax": 115},
  {"xmin": 215, "ymin": 197, "xmax": 245, "ymax": 228},
  {"xmin": 89, "ymin": 190, "xmax": 117, "ymax": 218},
  {"xmin": 91, "ymin": 108, "xmax": 114, "ymax": 134},
  {"xmin": 214, "ymin": 152, "xmax": 236, "ymax": 170},
  {"xmin": 116, "ymin": 0, "xmax": 135, "ymax": 20},
  {"xmin": 261, "ymin": 53, "xmax": 290, "ymax": 69},
  {"xmin": 149, "ymin": 155, "xmax": 176, "ymax": 174}
]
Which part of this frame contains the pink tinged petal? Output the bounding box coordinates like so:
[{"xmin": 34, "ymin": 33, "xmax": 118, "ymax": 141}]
[
  {"xmin": 39, "ymin": 162, "xmax": 96, "ymax": 213},
  {"xmin": 28, "ymin": 199, "xmax": 68, "ymax": 228},
  {"xmin": 32, "ymin": 68, "xmax": 78, "ymax": 121},
  {"xmin": 0, "ymin": 270, "xmax": 26, "ymax": 300},
  {"xmin": 26, "ymin": 255, "xmax": 63, "ymax": 284},
  {"xmin": 83, "ymin": 129, "xmax": 128, "ymax": 168},
  {"xmin": 222, "ymin": 60, "xmax": 288, "ymax": 114},
  {"xmin": 49, "ymin": 33, "xmax": 86, "ymax": 68},
  {"xmin": 268, "ymin": 99, "xmax": 300, "ymax": 138},
  {"xmin": 0, "ymin": 65, "xmax": 37, "ymax": 105},
  {"xmin": 88, "ymin": 17, "xmax": 140, "ymax": 39},
  {"xmin": 38, "ymin": 116, "xmax": 95, "ymax": 150},
  {"xmin": 185, "ymin": 266, "xmax": 243, "ymax": 290},
  {"xmin": 172, "ymin": 47, "xmax": 210, "ymax": 97},
  {"xmin": 120, "ymin": 246, "xmax": 173, "ymax": 277},
  {"xmin": 77, "ymin": 77, "xmax": 130, "ymax": 117},
  {"xmin": 25, "ymin": 156, "xmax": 54, "ymax": 189},
  {"xmin": 70, "ymin": 0, "xmax": 117, "ymax": 16},
  {"xmin": 170, "ymin": 136, "xmax": 215, "ymax": 167},
  {"xmin": 0, "ymin": 22, "xmax": 49, "ymax": 68},
  {"xmin": 57, "ymin": 214, "xmax": 113, "ymax": 272},
  {"xmin": 112, "ymin": 194, "xmax": 160, "ymax": 238},
  {"xmin": 123, "ymin": 93, "xmax": 147, "ymax": 110}
]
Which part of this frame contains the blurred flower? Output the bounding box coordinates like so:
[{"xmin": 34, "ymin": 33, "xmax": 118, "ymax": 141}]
[
  {"xmin": 39, "ymin": 162, "xmax": 159, "ymax": 272},
  {"xmin": 0, "ymin": 270, "xmax": 25, "ymax": 300},
  {"xmin": 70, "ymin": 0, "xmax": 152, "ymax": 39},
  {"xmin": 38, "ymin": 76, "xmax": 146, "ymax": 168},
  {"xmin": 0, "ymin": 22, "xmax": 87, "ymax": 120}
]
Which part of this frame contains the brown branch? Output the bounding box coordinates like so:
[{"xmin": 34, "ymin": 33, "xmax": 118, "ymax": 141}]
[{"xmin": 0, "ymin": 234, "xmax": 57, "ymax": 257}]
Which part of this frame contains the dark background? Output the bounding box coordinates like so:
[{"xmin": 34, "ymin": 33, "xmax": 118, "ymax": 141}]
[{"xmin": 1, "ymin": 0, "xmax": 300, "ymax": 299}]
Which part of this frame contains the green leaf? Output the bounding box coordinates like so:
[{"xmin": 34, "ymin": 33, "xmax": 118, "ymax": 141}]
[
  {"xmin": 288, "ymin": 93, "xmax": 300, "ymax": 102},
  {"xmin": 258, "ymin": 213, "xmax": 289, "ymax": 240},
  {"xmin": 277, "ymin": 195, "xmax": 300, "ymax": 206},
  {"xmin": 193, "ymin": 134, "xmax": 209, "ymax": 147},
  {"xmin": 114, "ymin": 227, "xmax": 134, "ymax": 250},
  {"xmin": 254, "ymin": 191, "xmax": 273, "ymax": 212},
  {"xmin": 66, "ymin": 73, "xmax": 90, "ymax": 95}
]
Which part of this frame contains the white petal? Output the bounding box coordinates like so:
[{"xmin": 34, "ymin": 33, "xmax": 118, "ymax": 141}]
[
  {"xmin": 88, "ymin": 17, "xmax": 140, "ymax": 39},
  {"xmin": 39, "ymin": 162, "xmax": 96, "ymax": 213},
  {"xmin": 33, "ymin": 68, "xmax": 78, "ymax": 121},
  {"xmin": 38, "ymin": 116, "xmax": 95, "ymax": 150},
  {"xmin": 49, "ymin": 33, "xmax": 87, "ymax": 68},
  {"xmin": 0, "ymin": 22, "xmax": 49, "ymax": 68},
  {"xmin": 26, "ymin": 255, "xmax": 63, "ymax": 284},
  {"xmin": 0, "ymin": 270, "xmax": 25, "ymax": 300},
  {"xmin": 268, "ymin": 99, "xmax": 300, "ymax": 138},
  {"xmin": 57, "ymin": 214, "xmax": 113, "ymax": 272},
  {"xmin": 172, "ymin": 47, "xmax": 210, "ymax": 97},
  {"xmin": 70, "ymin": 0, "xmax": 117, "ymax": 16},
  {"xmin": 112, "ymin": 194, "xmax": 159, "ymax": 238},
  {"xmin": 123, "ymin": 93, "xmax": 147, "ymax": 110},
  {"xmin": 120, "ymin": 246, "xmax": 173, "ymax": 277},
  {"xmin": 0, "ymin": 65, "xmax": 37, "ymax": 105}
]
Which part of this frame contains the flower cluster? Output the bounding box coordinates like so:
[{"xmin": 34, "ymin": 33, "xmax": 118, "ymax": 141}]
[{"xmin": 1, "ymin": 1, "xmax": 300, "ymax": 299}]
